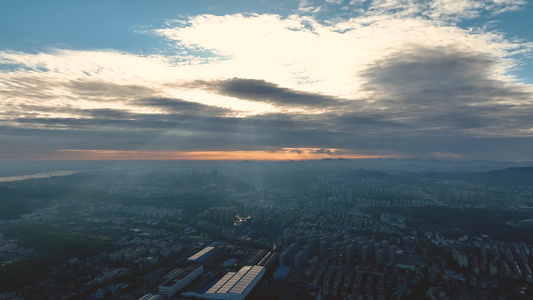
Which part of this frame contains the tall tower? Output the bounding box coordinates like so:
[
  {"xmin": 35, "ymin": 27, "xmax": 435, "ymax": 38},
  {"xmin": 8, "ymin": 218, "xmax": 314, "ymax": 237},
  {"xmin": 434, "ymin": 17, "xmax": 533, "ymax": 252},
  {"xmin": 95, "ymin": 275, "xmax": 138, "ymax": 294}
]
[{"xmin": 361, "ymin": 245, "xmax": 370, "ymax": 263}]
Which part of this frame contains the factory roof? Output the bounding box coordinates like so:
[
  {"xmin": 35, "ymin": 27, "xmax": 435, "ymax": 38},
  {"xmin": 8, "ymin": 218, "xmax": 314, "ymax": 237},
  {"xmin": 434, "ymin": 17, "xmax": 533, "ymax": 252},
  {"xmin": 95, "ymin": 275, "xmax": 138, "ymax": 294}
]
[
  {"xmin": 206, "ymin": 265, "xmax": 264, "ymax": 295},
  {"xmin": 160, "ymin": 265, "xmax": 202, "ymax": 287},
  {"xmin": 187, "ymin": 246, "xmax": 215, "ymax": 261}
]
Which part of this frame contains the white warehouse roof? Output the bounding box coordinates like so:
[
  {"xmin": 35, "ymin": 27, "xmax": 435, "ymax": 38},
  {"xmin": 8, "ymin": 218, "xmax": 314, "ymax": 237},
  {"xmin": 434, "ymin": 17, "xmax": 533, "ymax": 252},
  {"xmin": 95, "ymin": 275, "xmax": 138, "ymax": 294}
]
[
  {"xmin": 187, "ymin": 246, "xmax": 215, "ymax": 261},
  {"xmin": 205, "ymin": 265, "xmax": 265, "ymax": 299}
]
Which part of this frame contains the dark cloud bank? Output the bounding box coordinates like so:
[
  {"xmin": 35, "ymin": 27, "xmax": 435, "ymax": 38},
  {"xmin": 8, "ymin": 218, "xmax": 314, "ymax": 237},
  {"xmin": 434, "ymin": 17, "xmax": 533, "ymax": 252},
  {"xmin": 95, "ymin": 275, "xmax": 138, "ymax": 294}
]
[{"xmin": 3, "ymin": 46, "xmax": 533, "ymax": 161}]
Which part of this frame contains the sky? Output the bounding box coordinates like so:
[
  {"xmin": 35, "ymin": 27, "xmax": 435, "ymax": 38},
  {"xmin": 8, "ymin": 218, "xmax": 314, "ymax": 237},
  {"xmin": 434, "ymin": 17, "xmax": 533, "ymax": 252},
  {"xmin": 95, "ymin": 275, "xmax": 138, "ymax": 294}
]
[{"xmin": 1, "ymin": 0, "xmax": 533, "ymax": 161}]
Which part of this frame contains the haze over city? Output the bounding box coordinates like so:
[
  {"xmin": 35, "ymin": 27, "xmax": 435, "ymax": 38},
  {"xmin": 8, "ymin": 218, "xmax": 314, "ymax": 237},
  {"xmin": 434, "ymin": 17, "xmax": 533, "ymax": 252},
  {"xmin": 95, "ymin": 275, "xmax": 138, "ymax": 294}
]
[{"xmin": 3, "ymin": 1, "xmax": 533, "ymax": 300}]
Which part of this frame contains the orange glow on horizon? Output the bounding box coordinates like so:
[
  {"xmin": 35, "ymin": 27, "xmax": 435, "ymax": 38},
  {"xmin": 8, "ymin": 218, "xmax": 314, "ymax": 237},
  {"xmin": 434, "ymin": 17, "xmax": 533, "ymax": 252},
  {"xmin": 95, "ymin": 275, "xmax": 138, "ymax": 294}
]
[{"xmin": 26, "ymin": 149, "xmax": 391, "ymax": 161}]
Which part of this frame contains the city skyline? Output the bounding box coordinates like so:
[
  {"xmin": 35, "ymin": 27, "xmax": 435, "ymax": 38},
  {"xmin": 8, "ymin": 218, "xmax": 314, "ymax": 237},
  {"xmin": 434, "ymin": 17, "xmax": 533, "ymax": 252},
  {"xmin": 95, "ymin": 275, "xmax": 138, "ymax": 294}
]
[{"xmin": 1, "ymin": 0, "xmax": 533, "ymax": 161}]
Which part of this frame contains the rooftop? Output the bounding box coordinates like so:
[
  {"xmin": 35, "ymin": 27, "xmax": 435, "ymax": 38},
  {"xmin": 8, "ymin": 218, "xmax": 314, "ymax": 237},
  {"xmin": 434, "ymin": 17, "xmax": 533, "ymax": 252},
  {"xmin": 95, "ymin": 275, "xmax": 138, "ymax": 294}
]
[
  {"xmin": 206, "ymin": 265, "xmax": 264, "ymax": 295},
  {"xmin": 187, "ymin": 246, "xmax": 215, "ymax": 261},
  {"xmin": 160, "ymin": 265, "xmax": 202, "ymax": 287}
]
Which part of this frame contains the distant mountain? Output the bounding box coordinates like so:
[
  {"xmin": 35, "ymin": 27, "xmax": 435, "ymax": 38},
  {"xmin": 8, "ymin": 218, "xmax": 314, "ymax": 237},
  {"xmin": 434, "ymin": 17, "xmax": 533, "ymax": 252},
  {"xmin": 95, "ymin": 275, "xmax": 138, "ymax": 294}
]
[
  {"xmin": 464, "ymin": 167, "xmax": 533, "ymax": 186},
  {"xmin": 2, "ymin": 158, "xmax": 533, "ymax": 176},
  {"xmin": 307, "ymin": 158, "xmax": 533, "ymax": 173}
]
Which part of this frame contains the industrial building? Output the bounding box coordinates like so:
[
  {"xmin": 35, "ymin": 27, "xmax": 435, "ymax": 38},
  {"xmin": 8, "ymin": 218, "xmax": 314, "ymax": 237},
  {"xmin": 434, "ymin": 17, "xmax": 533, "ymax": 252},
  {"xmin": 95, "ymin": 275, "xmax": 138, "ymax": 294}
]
[
  {"xmin": 158, "ymin": 265, "xmax": 203, "ymax": 297},
  {"xmin": 187, "ymin": 246, "xmax": 215, "ymax": 262},
  {"xmin": 201, "ymin": 265, "xmax": 265, "ymax": 300},
  {"xmin": 138, "ymin": 293, "xmax": 163, "ymax": 300}
]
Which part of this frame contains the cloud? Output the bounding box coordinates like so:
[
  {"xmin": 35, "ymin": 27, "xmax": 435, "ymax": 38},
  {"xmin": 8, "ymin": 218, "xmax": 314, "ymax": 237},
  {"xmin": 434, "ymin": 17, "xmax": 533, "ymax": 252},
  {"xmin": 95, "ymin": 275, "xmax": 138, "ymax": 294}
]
[
  {"xmin": 3, "ymin": 103, "xmax": 533, "ymax": 160},
  {"xmin": 425, "ymin": 0, "xmax": 527, "ymax": 21},
  {"xmin": 314, "ymin": 148, "xmax": 342, "ymax": 155},
  {"xmin": 136, "ymin": 97, "xmax": 232, "ymax": 116},
  {"xmin": 154, "ymin": 12, "xmax": 530, "ymax": 99},
  {"xmin": 298, "ymin": 0, "xmax": 321, "ymax": 12},
  {"xmin": 188, "ymin": 78, "xmax": 350, "ymax": 109},
  {"xmin": 434, "ymin": 151, "xmax": 462, "ymax": 159},
  {"xmin": 360, "ymin": 47, "xmax": 497, "ymax": 102},
  {"xmin": 1, "ymin": 7, "xmax": 533, "ymax": 161},
  {"xmin": 66, "ymin": 81, "xmax": 156, "ymax": 100},
  {"xmin": 341, "ymin": 0, "xmax": 528, "ymax": 22},
  {"xmin": 359, "ymin": 46, "xmax": 533, "ymax": 135}
]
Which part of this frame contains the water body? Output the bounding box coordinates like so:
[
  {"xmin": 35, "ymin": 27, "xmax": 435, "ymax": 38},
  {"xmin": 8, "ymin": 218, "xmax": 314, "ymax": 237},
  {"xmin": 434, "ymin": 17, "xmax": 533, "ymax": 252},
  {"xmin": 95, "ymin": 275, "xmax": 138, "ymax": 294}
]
[{"xmin": 0, "ymin": 170, "xmax": 80, "ymax": 182}]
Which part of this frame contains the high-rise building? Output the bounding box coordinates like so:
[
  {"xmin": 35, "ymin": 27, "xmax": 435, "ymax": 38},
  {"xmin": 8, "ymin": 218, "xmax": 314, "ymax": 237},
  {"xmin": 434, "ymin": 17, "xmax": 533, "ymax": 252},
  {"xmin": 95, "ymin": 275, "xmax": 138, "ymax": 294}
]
[
  {"xmin": 376, "ymin": 249, "xmax": 384, "ymax": 265},
  {"xmin": 332, "ymin": 242, "xmax": 343, "ymax": 259},
  {"xmin": 345, "ymin": 244, "xmax": 354, "ymax": 263},
  {"xmin": 368, "ymin": 239, "xmax": 376, "ymax": 253},
  {"xmin": 295, "ymin": 236, "xmax": 305, "ymax": 249},
  {"xmin": 308, "ymin": 238, "xmax": 318, "ymax": 254},
  {"xmin": 346, "ymin": 188, "xmax": 353, "ymax": 203},
  {"xmin": 279, "ymin": 243, "xmax": 297, "ymax": 266},
  {"xmin": 302, "ymin": 244, "xmax": 310, "ymax": 259},
  {"xmin": 283, "ymin": 234, "xmax": 294, "ymax": 248},
  {"xmin": 394, "ymin": 249, "xmax": 405, "ymax": 262},
  {"xmin": 320, "ymin": 240, "xmax": 330, "ymax": 258},
  {"xmin": 295, "ymin": 251, "xmax": 306, "ymax": 268},
  {"xmin": 490, "ymin": 260, "xmax": 498, "ymax": 276},
  {"xmin": 389, "ymin": 245, "xmax": 398, "ymax": 263},
  {"xmin": 381, "ymin": 240, "xmax": 390, "ymax": 259},
  {"xmin": 357, "ymin": 239, "xmax": 365, "ymax": 253},
  {"xmin": 403, "ymin": 236, "xmax": 416, "ymax": 253},
  {"xmin": 361, "ymin": 245, "xmax": 370, "ymax": 263}
]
